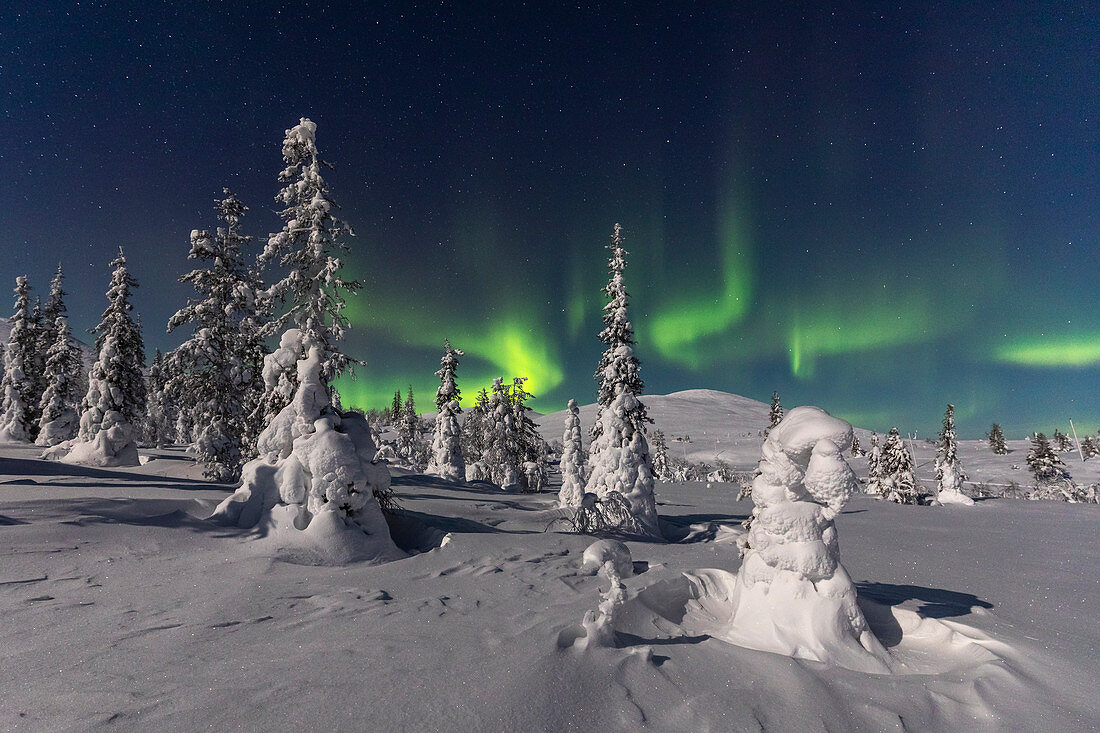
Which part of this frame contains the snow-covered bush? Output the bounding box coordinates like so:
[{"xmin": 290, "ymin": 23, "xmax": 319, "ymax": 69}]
[
  {"xmin": 934, "ymin": 404, "xmax": 973, "ymax": 506},
  {"xmin": 714, "ymin": 406, "xmax": 890, "ymax": 672},
  {"xmin": 558, "ymin": 398, "xmax": 586, "ymax": 507},
  {"xmin": 210, "ymin": 330, "xmax": 402, "ymax": 565}
]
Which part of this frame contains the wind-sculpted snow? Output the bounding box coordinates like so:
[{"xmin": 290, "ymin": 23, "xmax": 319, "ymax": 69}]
[{"xmin": 211, "ymin": 330, "xmax": 401, "ymax": 565}]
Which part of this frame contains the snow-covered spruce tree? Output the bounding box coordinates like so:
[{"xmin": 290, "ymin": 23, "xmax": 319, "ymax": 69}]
[
  {"xmin": 260, "ymin": 117, "xmax": 360, "ymax": 413},
  {"xmin": 58, "ymin": 250, "xmax": 146, "ymax": 466},
  {"xmin": 510, "ymin": 377, "xmax": 548, "ymax": 486},
  {"xmin": 35, "ymin": 316, "xmax": 83, "ymax": 446},
  {"xmin": 590, "ymin": 223, "xmax": 647, "ymax": 440},
  {"xmin": 166, "ymin": 190, "xmax": 266, "ymax": 482},
  {"xmin": 143, "ymin": 349, "xmax": 174, "ymax": 447},
  {"xmin": 880, "ymin": 427, "xmax": 919, "ymax": 504},
  {"xmin": 427, "ymin": 399, "xmax": 464, "ymax": 481},
  {"xmin": 211, "ymin": 330, "xmax": 402, "ymax": 565},
  {"xmin": 0, "ymin": 277, "xmax": 39, "ymax": 442},
  {"xmin": 934, "ymin": 404, "xmax": 973, "ymax": 505},
  {"xmin": 483, "ymin": 377, "xmax": 522, "ymax": 491},
  {"xmin": 650, "ymin": 428, "xmax": 675, "ymax": 483},
  {"xmin": 1052, "ymin": 429, "xmax": 1073, "ymax": 453},
  {"xmin": 1081, "ymin": 436, "xmax": 1099, "ymax": 459},
  {"xmin": 390, "ymin": 390, "xmax": 403, "ymax": 423},
  {"xmin": 693, "ymin": 406, "xmax": 890, "ymax": 673},
  {"xmin": 850, "ymin": 434, "xmax": 863, "ymax": 457},
  {"xmin": 1026, "ymin": 432, "xmax": 1068, "ymax": 484},
  {"xmin": 986, "ymin": 423, "xmax": 1007, "ymax": 454},
  {"xmin": 27, "ymin": 296, "xmax": 49, "ymax": 423},
  {"xmin": 461, "ymin": 386, "xmax": 490, "ymax": 478},
  {"xmin": 768, "ymin": 390, "xmax": 784, "ymax": 429},
  {"xmin": 558, "ymin": 398, "xmax": 587, "ymax": 507},
  {"xmin": 584, "ymin": 223, "xmax": 657, "ymax": 535},
  {"xmin": 434, "ymin": 339, "xmax": 463, "ymax": 412},
  {"xmin": 395, "ymin": 386, "xmax": 421, "ymax": 466},
  {"xmin": 865, "ymin": 433, "xmax": 885, "ymax": 494}
]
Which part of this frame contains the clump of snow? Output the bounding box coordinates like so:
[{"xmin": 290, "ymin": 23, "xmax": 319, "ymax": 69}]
[
  {"xmin": 558, "ymin": 398, "xmax": 586, "ymax": 508},
  {"xmin": 580, "ymin": 538, "xmax": 633, "ymax": 578},
  {"xmin": 210, "ymin": 330, "xmax": 402, "ymax": 565},
  {"xmin": 695, "ymin": 405, "xmax": 890, "ymax": 672},
  {"xmin": 574, "ymin": 559, "xmax": 626, "ymax": 650}
]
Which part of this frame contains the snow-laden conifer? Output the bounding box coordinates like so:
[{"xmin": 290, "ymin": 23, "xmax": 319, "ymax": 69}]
[
  {"xmin": 260, "ymin": 118, "xmax": 360, "ymax": 410},
  {"xmin": 768, "ymin": 390, "xmax": 784, "ymax": 429},
  {"xmin": 865, "ymin": 433, "xmax": 885, "ymax": 494},
  {"xmin": 1026, "ymin": 432, "xmax": 1068, "ymax": 484},
  {"xmin": 591, "ymin": 223, "xmax": 646, "ymax": 439},
  {"xmin": 434, "ymin": 340, "xmax": 463, "ymax": 412},
  {"xmin": 558, "ymin": 398, "xmax": 587, "ymax": 507},
  {"xmin": 390, "ymin": 390, "xmax": 403, "ymax": 423},
  {"xmin": 0, "ymin": 277, "xmax": 38, "ymax": 442},
  {"xmin": 1052, "ymin": 429, "xmax": 1073, "ymax": 453},
  {"xmin": 395, "ymin": 386, "xmax": 420, "ymax": 466},
  {"xmin": 650, "ymin": 428, "xmax": 675, "ymax": 482},
  {"xmin": 35, "ymin": 316, "xmax": 83, "ymax": 446},
  {"xmin": 143, "ymin": 349, "xmax": 174, "ymax": 447},
  {"xmin": 934, "ymin": 404, "xmax": 973, "ymax": 505},
  {"xmin": 483, "ymin": 377, "xmax": 521, "ymax": 491},
  {"xmin": 584, "ymin": 224, "xmax": 657, "ymax": 534},
  {"xmin": 880, "ymin": 427, "xmax": 919, "ymax": 504},
  {"xmin": 167, "ymin": 190, "xmax": 266, "ymax": 481},
  {"xmin": 427, "ymin": 399, "xmax": 464, "ymax": 481},
  {"xmin": 58, "ymin": 250, "xmax": 145, "ymax": 466},
  {"xmin": 461, "ymin": 387, "xmax": 490, "ymax": 475},
  {"xmin": 986, "ymin": 423, "xmax": 1007, "ymax": 455}
]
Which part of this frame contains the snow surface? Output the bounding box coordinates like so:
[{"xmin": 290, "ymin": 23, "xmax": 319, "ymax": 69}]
[{"xmin": 1, "ymin": 395, "xmax": 1098, "ymax": 731}]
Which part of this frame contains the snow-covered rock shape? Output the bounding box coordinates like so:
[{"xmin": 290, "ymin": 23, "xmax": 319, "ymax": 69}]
[
  {"xmin": 580, "ymin": 538, "xmax": 633, "ymax": 578},
  {"xmin": 706, "ymin": 406, "xmax": 890, "ymax": 673},
  {"xmin": 211, "ymin": 330, "xmax": 402, "ymax": 565}
]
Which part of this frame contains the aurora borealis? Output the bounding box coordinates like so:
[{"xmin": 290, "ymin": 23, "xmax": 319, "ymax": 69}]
[{"xmin": 2, "ymin": 3, "xmax": 1096, "ymax": 437}]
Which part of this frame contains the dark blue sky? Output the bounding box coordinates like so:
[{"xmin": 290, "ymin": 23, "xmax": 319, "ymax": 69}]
[{"xmin": 2, "ymin": 2, "xmax": 1096, "ymax": 437}]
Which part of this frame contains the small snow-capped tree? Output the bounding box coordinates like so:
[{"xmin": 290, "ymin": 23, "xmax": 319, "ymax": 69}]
[
  {"xmin": 167, "ymin": 190, "xmax": 266, "ymax": 482},
  {"xmin": 1080, "ymin": 436, "xmax": 1099, "ymax": 459},
  {"xmin": 61, "ymin": 250, "xmax": 146, "ymax": 466},
  {"xmin": 1052, "ymin": 429, "xmax": 1073, "ymax": 453},
  {"xmin": 865, "ymin": 433, "xmax": 885, "ymax": 494},
  {"xmin": 261, "ymin": 117, "xmax": 360, "ymax": 409},
  {"xmin": 35, "ymin": 316, "xmax": 83, "ymax": 446},
  {"xmin": 880, "ymin": 427, "xmax": 919, "ymax": 504},
  {"xmin": 650, "ymin": 428, "xmax": 675, "ymax": 482},
  {"xmin": 1026, "ymin": 432, "xmax": 1068, "ymax": 484},
  {"xmin": 427, "ymin": 399, "xmax": 464, "ymax": 481},
  {"xmin": 434, "ymin": 340, "xmax": 463, "ymax": 412},
  {"xmin": 395, "ymin": 385, "xmax": 420, "ymax": 465},
  {"xmin": 591, "ymin": 223, "xmax": 647, "ymax": 440},
  {"xmin": 0, "ymin": 277, "xmax": 39, "ymax": 442},
  {"xmin": 986, "ymin": 423, "xmax": 1007, "ymax": 454},
  {"xmin": 559, "ymin": 398, "xmax": 587, "ymax": 507},
  {"xmin": 483, "ymin": 377, "xmax": 522, "ymax": 490},
  {"xmin": 768, "ymin": 390, "xmax": 784, "ymax": 429},
  {"xmin": 584, "ymin": 223, "xmax": 657, "ymax": 535},
  {"xmin": 850, "ymin": 434, "xmax": 863, "ymax": 457},
  {"xmin": 934, "ymin": 404, "xmax": 972, "ymax": 505}
]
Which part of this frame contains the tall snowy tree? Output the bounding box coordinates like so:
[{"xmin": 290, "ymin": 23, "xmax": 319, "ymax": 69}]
[
  {"xmin": 64, "ymin": 249, "xmax": 145, "ymax": 466},
  {"xmin": 395, "ymin": 385, "xmax": 420, "ymax": 465},
  {"xmin": 461, "ymin": 386, "xmax": 490, "ymax": 466},
  {"xmin": 880, "ymin": 427, "xmax": 919, "ymax": 504},
  {"xmin": 865, "ymin": 433, "xmax": 885, "ymax": 494},
  {"xmin": 483, "ymin": 377, "xmax": 522, "ymax": 491},
  {"xmin": 768, "ymin": 390, "xmax": 784, "ymax": 429},
  {"xmin": 986, "ymin": 423, "xmax": 1007, "ymax": 455},
  {"xmin": 934, "ymin": 404, "xmax": 972, "ymax": 504},
  {"xmin": 167, "ymin": 191, "xmax": 266, "ymax": 481},
  {"xmin": 27, "ymin": 296, "xmax": 48, "ymax": 421},
  {"xmin": 143, "ymin": 349, "xmax": 174, "ymax": 447},
  {"xmin": 1026, "ymin": 432, "xmax": 1068, "ymax": 484},
  {"xmin": 0, "ymin": 277, "xmax": 38, "ymax": 442},
  {"xmin": 427, "ymin": 399, "xmax": 464, "ymax": 481},
  {"xmin": 260, "ymin": 117, "xmax": 360, "ymax": 410},
  {"xmin": 558, "ymin": 398, "xmax": 587, "ymax": 507},
  {"xmin": 584, "ymin": 223, "xmax": 658, "ymax": 535},
  {"xmin": 390, "ymin": 390, "xmax": 403, "ymax": 423},
  {"xmin": 434, "ymin": 340, "xmax": 463, "ymax": 412},
  {"xmin": 35, "ymin": 316, "xmax": 83, "ymax": 446},
  {"xmin": 591, "ymin": 223, "xmax": 647, "ymax": 439},
  {"xmin": 650, "ymin": 428, "xmax": 674, "ymax": 482}
]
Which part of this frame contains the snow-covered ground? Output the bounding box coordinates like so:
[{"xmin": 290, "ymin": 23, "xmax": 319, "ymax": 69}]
[{"xmin": 2, "ymin": 396, "xmax": 1098, "ymax": 731}]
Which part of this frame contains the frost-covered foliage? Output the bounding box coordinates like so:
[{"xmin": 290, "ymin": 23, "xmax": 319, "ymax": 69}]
[
  {"xmin": 427, "ymin": 399, "xmax": 464, "ymax": 481},
  {"xmin": 591, "ymin": 223, "xmax": 646, "ymax": 440},
  {"xmin": 143, "ymin": 349, "xmax": 175, "ymax": 447},
  {"xmin": 434, "ymin": 340, "xmax": 463, "ymax": 412},
  {"xmin": 584, "ymin": 387, "xmax": 658, "ymax": 535},
  {"xmin": 167, "ymin": 191, "xmax": 266, "ymax": 481},
  {"xmin": 649, "ymin": 428, "xmax": 674, "ymax": 482},
  {"xmin": 935, "ymin": 404, "xmax": 973, "ymax": 505},
  {"xmin": 395, "ymin": 386, "xmax": 422, "ymax": 467},
  {"xmin": 865, "ymin": 433, "xmax": 884, "ymax": 494},
  {"xmin": 768, "ymin": 390, "xmax": 784, "ymax": 429},
  {"xmin": 558, "ymin": 399, "xmax": 587, "ymax": 507},
  {"xmin": 35, "ymin": 316, "xmax": 83, "ymax": 446},
  {"xmin": 0, "ymin": 277, "xmax": 38, "ymax": 443},
  {"xmin": 54, "ymin": 251, "xmax": 145, "ymax": 466},
  {"xmin": 566, "ymin": 491, "xmax": 644, "ymax": 536},
  {"xmin": 880, "ymin": 427, "xmax": 919, "ymax": 504},
  {"xmin": 714, "ymin": 406, "xmax": 889, "ymax": 672},
  {"xmin": 1026, "ymin": 432, "xmax": 1068, "ymax": 484},
  {"xmin": 510, "ymin": 377, "xmax": 548, "ymax": 490},
  {"xmin": 461, "ymin": 387, "xmax": 490, "ymax": 468},
  {"xmin": 483, "ymin": 377, "xmax": 521, "ymax": 491},
  {"xmin": 986, "ymin": 423, "xmax": 1008, "ymax": 454},
  {"xmin": 211, "ymin": 329, "xmax": 401, "ymax": 565},
  {"xmin": 261, "ymin": 118, "xmax": 359, "ymax": 403}
]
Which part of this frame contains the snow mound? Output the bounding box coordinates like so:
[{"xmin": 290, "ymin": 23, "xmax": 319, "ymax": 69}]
[
  {"xmin": 210, "ymin": 331, "xmax": 403, "ymax": 566},
  {"xmin": 700, "ymin": 405, "xmax": 891, "ymax": 672},
  {"xmin": 580, "ymin": 539, "xmax": 633, "ymax": 578}
]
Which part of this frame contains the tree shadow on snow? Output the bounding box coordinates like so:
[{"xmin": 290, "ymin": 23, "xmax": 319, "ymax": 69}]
[
  {"xmin": 856, "ymin": 581, "xmax": 994, "ymax": 620},
  {"xmin": 0, "ymin": 456, "xmax": 222, "ymax": 489},
  {"xmin": 53, "ymin": 498, "xmax": 247, "ymax": 538}
]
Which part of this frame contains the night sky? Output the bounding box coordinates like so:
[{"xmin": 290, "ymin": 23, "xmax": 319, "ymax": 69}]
[{"xmin": 2, "ymin": 2, "xmax": 1096, "ymax": 437}]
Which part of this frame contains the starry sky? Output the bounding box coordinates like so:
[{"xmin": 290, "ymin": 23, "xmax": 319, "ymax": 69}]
[{"xmin": 2, "ymin": 2, "xmax": 1097, "ymax": 438}]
